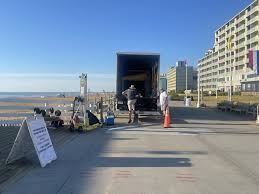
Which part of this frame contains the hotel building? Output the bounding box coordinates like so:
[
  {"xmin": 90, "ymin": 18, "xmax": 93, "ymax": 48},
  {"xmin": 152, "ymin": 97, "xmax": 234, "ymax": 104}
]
[{"xmin": 198, "ymin": 0, "xmax": 259, "ymax": 92}]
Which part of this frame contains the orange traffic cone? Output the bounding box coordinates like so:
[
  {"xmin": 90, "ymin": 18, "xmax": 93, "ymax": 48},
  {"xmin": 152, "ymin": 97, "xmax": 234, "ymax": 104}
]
[{"xmin": 163, "ymin": 107, "xmax": 171, "ymax": 128}]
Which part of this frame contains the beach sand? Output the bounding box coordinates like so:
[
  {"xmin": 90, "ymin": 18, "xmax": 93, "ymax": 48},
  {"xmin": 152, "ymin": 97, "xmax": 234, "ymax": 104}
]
[{"xmin": 0, "ymin": 96, "xmax": 75, "ymax": 120}]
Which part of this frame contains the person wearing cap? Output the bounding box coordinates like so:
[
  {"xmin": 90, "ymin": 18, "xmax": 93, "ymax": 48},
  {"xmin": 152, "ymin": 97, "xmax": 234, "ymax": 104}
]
[
  {"xmin": 160, "ymin": 89, "xmax": 168, "ymax": 116},
  {"xmin": 122, "ymin": 85, "xmax": 138, "ymax": 123}
]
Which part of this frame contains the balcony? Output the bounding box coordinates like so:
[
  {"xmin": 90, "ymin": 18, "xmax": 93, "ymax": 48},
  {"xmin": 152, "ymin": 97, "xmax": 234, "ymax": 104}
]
[
  {"xmin": 249, "ymin": 6, "xmax": 259, "ymax": 16},
  {"xmin": 247, "ymin": 35, "xmax": 259, "ymax": 45},
  {"xmin": 218, "ymin": 34, "xmax": 226, "ymax": 41},
  {"xmin": 247, "ymin": 16, "xmax": 259, "ymax": 26},
  {"xmin": 218, "ymin": 62, "xmax": 226, "ymax": 69},
  {"xmin": 219, "ymin": 48, "xmax": 226, "ymax": 54},
  {"xmin": 236, "ymin": 34, "xmax": 245, "ymax": 42},
  {"xmin": 218, "ymin": 54, "xmax": 225, "ymax": 61},
  {"xmin": 247, "ymin": 26, "xmax": 258, "ymax": 35},
  {"xmin": 237, "ymin": 15, "xmax": 246, "ymax": 23},
  {"xmin": 235, "ymin": 60, "xmax": 245, "ymax": 66},
  {"xmin": 218, "ymin": 30, "xmax": 226, "ymax": 37},
  {"xmin": 236, "ymin": 42, "xmax": 246, "ymax": 49},
  {"xmin": 237, "ymin": 24, "xmax": 246, "ymax": 32},
  {"xmin": 236, "ymin": 50, "xmax": 247, "ymax": 58},
  {"xmin": 219, "ymin": 43, "xmax": 225, "ymax": 50},
  {"xmin": 218, "ymin": 57, "xmax": 226, "ymax": 63},
  {"xmin": 218, "ymin": 39, "xmax": 226, "ymax": 45},
  {"xmin": 251, "ymin": 43, "xmax": 259, "ymax": 51}
]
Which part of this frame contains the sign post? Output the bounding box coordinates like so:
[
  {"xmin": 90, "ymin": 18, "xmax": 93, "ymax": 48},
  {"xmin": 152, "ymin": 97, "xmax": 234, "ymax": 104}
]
[{"xmin": 6, "ymin": 116, "xmax": 57, "ymax": 168}]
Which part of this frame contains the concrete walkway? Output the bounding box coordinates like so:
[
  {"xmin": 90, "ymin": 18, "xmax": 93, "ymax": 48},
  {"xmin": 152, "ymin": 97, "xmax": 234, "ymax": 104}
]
[{"xmin": 2, "ymin": 101, "xmax": 259, "ymax": 194}]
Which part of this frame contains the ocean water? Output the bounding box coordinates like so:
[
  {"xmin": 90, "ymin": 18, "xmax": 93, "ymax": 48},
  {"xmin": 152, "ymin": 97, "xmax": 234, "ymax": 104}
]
[{"xmin": 0, "ymin": 92, "xmax": 79, "ymax": 99}]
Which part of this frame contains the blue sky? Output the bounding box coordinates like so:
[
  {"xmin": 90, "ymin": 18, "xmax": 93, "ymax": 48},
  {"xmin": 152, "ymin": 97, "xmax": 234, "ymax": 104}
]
[{"xmin": 0, "ymin": 0, "xmax": 253, "ymax": 92}]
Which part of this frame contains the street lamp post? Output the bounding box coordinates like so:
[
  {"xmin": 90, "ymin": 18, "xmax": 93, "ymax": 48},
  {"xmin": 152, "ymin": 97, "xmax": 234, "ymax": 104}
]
[
  {"xmin": 229, "ymin": 50, "xmax": 232, "ymax": 102},
  {"xmin": 227, "ymin": 33, "xmax": 233, "ymax": 102},
  {"xmin": 201, "ymin": 86, "xmax": 203, "ymax": 104},
  {"xmin": 216, "ymin": 78, "xmax": 218, "ymax": 99},
  {"xmin": 197, "ymin": 68, "xmax": 200, "ymax": 108},
  {"xmin": 185, "ymin": 61, "xmax": 188, "ymax": 99}
]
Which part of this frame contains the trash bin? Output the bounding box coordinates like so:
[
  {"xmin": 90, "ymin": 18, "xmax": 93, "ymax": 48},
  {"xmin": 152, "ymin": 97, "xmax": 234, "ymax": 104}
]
[{"xmin": 185, "ymin": 98, "xmax": 191, "ymax": 107}]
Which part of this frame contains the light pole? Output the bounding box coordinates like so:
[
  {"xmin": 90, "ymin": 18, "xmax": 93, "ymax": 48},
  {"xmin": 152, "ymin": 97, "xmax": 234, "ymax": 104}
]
[
  {"xmin": 185, "ymin": 61, "xmax": 188, "ymax": 99},
  {"xmin": 201, "ymin": 86, "xmax": 203, "ymax": 104},
  {"xmin": 229, "ymin": 51, "xmax": 232, "ymax": 102},
  {"xmin": 227, "ymin": 33, "xmax": 233, "ymax": 102},
  {"xmin": 87, "ymin": 88, "xmax": 90, "ymax": 109},
  {"xmin": 216, "ymin": 78, "xmax": 218, "ymax": 99},
  {"xmin": 197, "ymin": 68, "xmax": 200, "ymax": 108}
]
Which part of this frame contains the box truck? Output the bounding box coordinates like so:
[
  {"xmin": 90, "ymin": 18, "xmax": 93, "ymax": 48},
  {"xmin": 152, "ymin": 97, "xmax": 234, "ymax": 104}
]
[{"xmin": 116, "ymin": 52, "xmax": 160, "ymax": 116}]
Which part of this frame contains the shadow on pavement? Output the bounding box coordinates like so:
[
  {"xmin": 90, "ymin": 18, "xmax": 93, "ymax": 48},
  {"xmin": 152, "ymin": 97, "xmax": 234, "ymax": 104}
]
[
  {"xmin": 174, "ymin": 122, "xmax": 255, "ymax": 126},
  {"xmin": 94, "ymin": 157, "xmax": 192, "ymax": 167},
  {"xmin": 146, "ymin": 151, "xmax": 208, "ymax": 155},
  {"xmin": 139, "ymin": 117, "xmax": 162, "ymax": 123},
  {"xmin": 111, "ymin": 137, "xmax": 138, "ymax": 140},
  {"xmin": 102, "ymin": 150, "xmax": 207, "ymax": 155},
  {"xmin": 172, "ymin": 130, "xmax": 259, "ymax": 136},
  {"xmin": 109, "ymin": 128, "xmax": 259, "ymax": 136},
  {"xmin": 170, "ymin": 106, "xmax": 254, "ymax": 122},
  {"xmin": 170, "ymin": 119, "xmax": 189, "ymax": 124}
]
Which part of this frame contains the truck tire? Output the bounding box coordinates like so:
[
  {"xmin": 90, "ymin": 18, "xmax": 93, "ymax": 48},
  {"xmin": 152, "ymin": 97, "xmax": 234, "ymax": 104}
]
[
  {"xmin": 34, "ymin": 107, "xmax": 41, "ymax": 114},
  {"xmin": 40, "ymin": 110, "xmax": 46, "ymax": 117},
  {"xmin": 49, "ymin": 107, "xmax": 54, "ymax": 114},
  {"xmin": 55, "ymin": 110, "xmax": 61, "ymax": 116}
]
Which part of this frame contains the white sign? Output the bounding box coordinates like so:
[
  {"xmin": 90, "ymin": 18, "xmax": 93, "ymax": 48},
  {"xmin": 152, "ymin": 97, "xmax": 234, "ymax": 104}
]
[
  {"xmin": 27, "ymin": 117, "xmax": 57, "ymax": 167},
  {"xmin": 6, "ymin": 117, "xmax": 57, "ymax": 168},
  {"xmin": 80, "ymin": 86, "xmax": 85, "ymax": 96}
]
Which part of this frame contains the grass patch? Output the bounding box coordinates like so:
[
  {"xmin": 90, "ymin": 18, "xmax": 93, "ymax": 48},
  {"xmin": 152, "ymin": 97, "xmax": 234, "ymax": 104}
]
[{"xmin": 194, "ymin": 95, "xmax": 259, "ymax": 107}]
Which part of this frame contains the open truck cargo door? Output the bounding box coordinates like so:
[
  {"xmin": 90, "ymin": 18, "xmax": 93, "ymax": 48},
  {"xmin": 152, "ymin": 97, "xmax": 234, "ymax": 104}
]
[{"xmin": 116, "ymin": 52, "xmax": 160, "ymax": 115}]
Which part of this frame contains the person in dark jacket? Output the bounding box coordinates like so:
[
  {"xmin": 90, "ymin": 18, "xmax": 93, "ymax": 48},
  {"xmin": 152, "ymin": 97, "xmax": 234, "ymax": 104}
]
[{"xmin": 122, "ymin": 85, "xmax": 138, "ymax": 123}]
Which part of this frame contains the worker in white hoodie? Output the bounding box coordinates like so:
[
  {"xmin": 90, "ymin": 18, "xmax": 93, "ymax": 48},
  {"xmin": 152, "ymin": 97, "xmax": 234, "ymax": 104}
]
[{"xmin": 159, "ymin": 89, "xmax": 168, "ymax": 116}]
